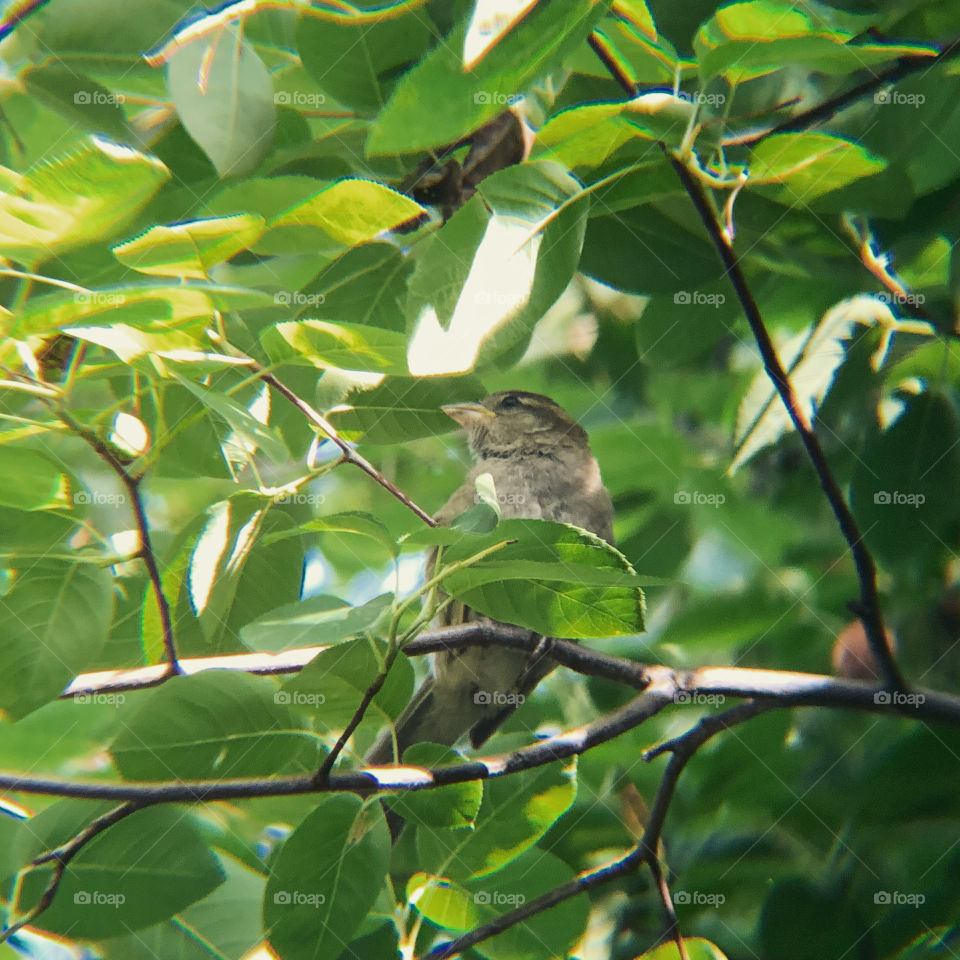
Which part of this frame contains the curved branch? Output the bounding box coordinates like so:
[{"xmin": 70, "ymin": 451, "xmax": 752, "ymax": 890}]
[
  {"xmin": 13, "ymin": 660, "xmax": 960, "ymax": 805},
  {"xmin": 662, "ymin": 147, "xmax": 904, "ymax": 691},
  {"xmin": 222, "ymin": 347, "xmax": 436, "ymax": 527},
  {"xmin": 426, "ymin": 702, "xmax": 768, "ymax": 960},
  {"xmin": 1, "ymin": 801, "xmax": 143, "ymax": 944},
  {"xmin": 425, "ymin": 844, "xmax": 644, "ymax": 959},
  {"xmin": 57, "ymin": 410, "xmax": 179, "ymax": 675},
  {"xmin": 736, "ymin": 35, "xmax": 960, "ymax": 145}
]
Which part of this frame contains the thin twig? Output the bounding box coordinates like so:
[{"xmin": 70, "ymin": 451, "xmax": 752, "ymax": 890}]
[
  {"xmin": 588, "ymin": 31, "xmax": 636, "ymax": 97},
  {"xmin": 222, "ymin": 347, "xmax": 436, "ymax": 527},
  {"xmin": 1, "ymin": 801, "xmax": 142, "ymax": 944},
  {"xmin": 426, "ymin": 844, "xmax": 645, "ymax": 959},
  {"xmin": 735, "ymin": 35, "xmax": 960, "ymax": 145},
  {"xmin": 662, "ymin": 147, "xmax": 904, "ymax": 691},
  {"xmin": 57, "ymin": 410, "xmax": 179, "ymax": 675}
]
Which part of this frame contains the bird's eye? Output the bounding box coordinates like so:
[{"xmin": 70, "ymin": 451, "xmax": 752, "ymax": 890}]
[{"xmin": 498, "ymin": 395, "xmax": 522, "ymax": 410}]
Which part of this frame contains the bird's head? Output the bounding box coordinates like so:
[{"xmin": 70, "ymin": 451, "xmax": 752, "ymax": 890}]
[{"xmin": 441, "ymin": 391, "xmax": 588, "ymax": 459}]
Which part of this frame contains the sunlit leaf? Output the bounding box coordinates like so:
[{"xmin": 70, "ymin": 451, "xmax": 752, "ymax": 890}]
[{"xmin": 0, "ymin": 137, "xmax": 168, "ymax": 269}]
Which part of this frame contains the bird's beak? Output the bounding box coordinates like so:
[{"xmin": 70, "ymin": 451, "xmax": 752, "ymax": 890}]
[{"xmin": 441, "ymin": 402, "xmax": 497, "ymax": 427}]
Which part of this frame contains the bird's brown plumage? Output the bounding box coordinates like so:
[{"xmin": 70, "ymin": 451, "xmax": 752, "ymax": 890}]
[{"xmin": 366, "ymin": 390, "xmax": 613, "ymax": 765}]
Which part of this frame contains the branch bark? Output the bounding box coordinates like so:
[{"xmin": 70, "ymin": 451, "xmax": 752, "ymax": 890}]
[{"xmin": 662, "ymin": 147, "xmax": 904, "ymax": 691}]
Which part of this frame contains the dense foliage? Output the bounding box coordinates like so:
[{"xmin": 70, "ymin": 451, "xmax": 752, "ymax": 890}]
[{"xmin": 0, "ymin": 0, "xmax": 959, "ymax": 958}]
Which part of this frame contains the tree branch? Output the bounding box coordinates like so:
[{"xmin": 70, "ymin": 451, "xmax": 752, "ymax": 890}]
[
  {"xmin": 57, "ymin": 410, "xmax": 179, "ymax": 675},
  {"xmin": 425, "ymin": 843, "xmax": 645, "ymax": 959},
  {"xmin": 735, "ymin": 35, "xmax": 960, "ymax": 145},
  {"xmin": 1, "ymin": 801, "xmax": 143, "ymax": 944},
  {"xmin": 13, "ymin": 661, "xmax": 960, "ymax": 806},
  {"xmin": 220, "ymin": 345, "xmax": 436, "ymax": 527},
  {"xmin": 426, "ymin": 703, "xmax": 769, "ymax": 960},
  {"xmin": 588, "ymin": 32, "xmax": 636, "ymax": 97},
  {"xmin": 662, "ymin": 147, "xmax": 905, "ymax": 691}
]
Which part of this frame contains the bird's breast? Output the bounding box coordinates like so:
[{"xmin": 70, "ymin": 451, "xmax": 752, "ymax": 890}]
[{"xmin": 474, "ymin": 452, "xmax": 610, "ymax": 540}]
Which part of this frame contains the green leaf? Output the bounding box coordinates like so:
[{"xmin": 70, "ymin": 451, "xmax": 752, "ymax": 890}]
[
  {"xmin": 0, "ymin": 136, "xmax": 168, "ymax": 269},
  {"xmin": 113, "ymin": 214, "xmax": 266, "ymax": 278},
  {"xmin": 406, "ymin": 872, "xmax": 478, "ymax": 930},
  {"xmin": 368, "ymin": 0, "xmax": 613, "ymax": 155},
  {"xmin": 15, "ymin": 803, "xmax": 224, "ymax": 938},
  {"xmin": 694, "ymin": 2, "xmax": 936, "ymax": 82},
  {"xmin": 407, "ymin": 849, "xmax": 590, "ymax": 960},
  {"xmin": 0, "ymin": 448, "xmax": 71, "ymax": 511},
  {"xmin": 639, "ymin": 939, "xmax": 730, "ymax": 960},
  {"xmin": 750, "ymin": 133, "xmax": 885, "ymax": 204},
  {"xmin": 730, "ymin": 296, "xmax": 894, "ymax": 473},
  {"xmin": 263, "ymin": 796, "xmax": 390, "ymax": 960},
  {"xmin": 279, "ymin": 635, "xmax": 413, "ymax": 733},
  {"xmin": 299, "ymin": 242, "xmax": 413, "ymax": 332},
  {"xmin": 187, "ymin": 495, "xmax": 267, "ymax": 642},
  {"xmin": 533, "ymin": 102, "xmax": 638, "ymax": 169},
  {"xmin": 0, "ymin": 560, "xmax": 113, "ymax": 719},
  {"xmin": 23, "ymin": 65, "xmax": 130, "ymax": 139},
  {"xmin": 417, "ymin": 759, "xmax": 577, "ymax": 880},
  {"xmin": 261, "ymin": 319, "xmax": 409, "ymax": 374},
  {"xmin": 387, "ymin": 743, "xmax": 483, "ymax": 830},
  {"xmin": 405, "ymin": 194, "xmax": 490, "ymax": 329},
  {"xmin": 109, "ymin": 672, "xmax": 318, "ymax": 780},
  {"xmin": 427, "ymin": 519, "xmax": 646, "ymax": 639},
  {"xmin": 327, "ymin": 375, "xmax": 487, "ymax": 443},
  {"xmin": 167, "ymin": 26, "xmax": 276, "ymax": 178},
  {"xmin": 658, "ymin": 592, "xmax": 798, "ymax": 652},
  {"xmin": 263, "ymin": 511, "xmax": 398, "ymax": 558},
  {"xmin": 469, "ymin": 848, "xmax": 589, "ymax": 960},
  {"xmin": 297, "ymin": 12, "xmax": 432, "ymax": 116},
  {"xmin": 581, "ymin": 200, "xmax": 724, "ymax": 294},
  {"xmin": 12, "ymin": 281, "xmax": 273, "ymax": 339},
  {"xmin": 240, "ymin": 593, "xmax": 393, "ymax": 652},
  {"xmin": 634, "ymin": 281, "xmax": 739, "ymax": 365},
  {"xmin": 176, "ymin": 376, "xmax": 289, "ymax": 464},
  {"xmin": 851, "ymin": 390, "xmax": 960, "ymax": 571},
  {"xmin": 269, "ymin": 179, "xmax": 424, "ymax": 247},
  {"xmin": 100, "ymin": 853, "xmax": 266, "ymax": 960},
  {"xmin": 407, "ymin": 162, "xmax": 588, "ymax": 374}
]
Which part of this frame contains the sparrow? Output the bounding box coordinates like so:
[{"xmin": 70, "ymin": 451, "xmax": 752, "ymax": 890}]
[{"xmin": 366, "ymin": 390, "xmax": 614, "ymax": 764}]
